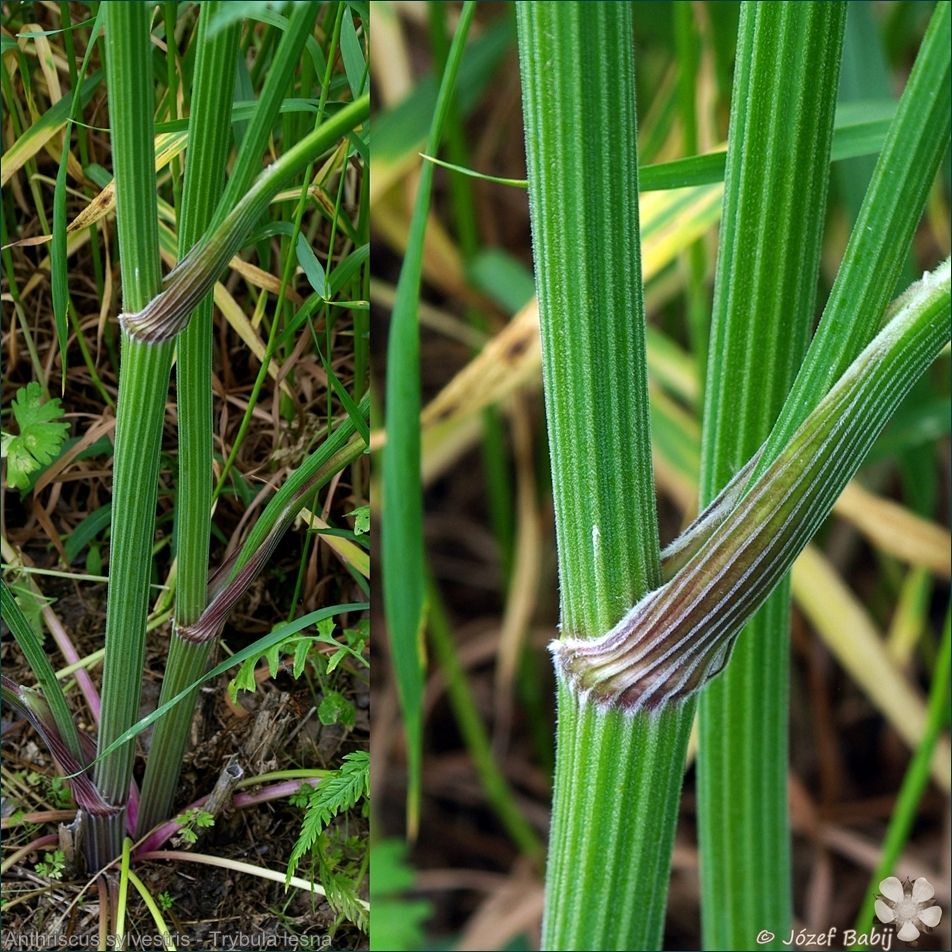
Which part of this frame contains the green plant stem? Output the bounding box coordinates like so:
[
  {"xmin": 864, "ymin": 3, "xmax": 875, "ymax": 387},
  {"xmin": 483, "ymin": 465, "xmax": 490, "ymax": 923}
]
[
  {"xmin": 550, "ymin": 690, "xmax": 695, "ymax": 949},
  {"xmin": 850, "ymin": 606, "xmax": 951, "ymax": 949},
  {"xmin": 695, "ymin": 5, "xmax": 845, "ymax": 949},
  {"xmin": 91, "ymin": 2, "xmax": 169, "ymax": 868},
  {"xmin": 516, "ymin": 4, "xmax": 673, "ymax": 947},
  {"xmin": 135, "ymin": 2, "xmax": 240, "ymax": 838},
  {"xmin": 425, "ymin": 577, "xmax": 545, "ymax": 865},
  {"xmin": 172, "ymin": 2, "xmax": 238, "ymax": 625}
]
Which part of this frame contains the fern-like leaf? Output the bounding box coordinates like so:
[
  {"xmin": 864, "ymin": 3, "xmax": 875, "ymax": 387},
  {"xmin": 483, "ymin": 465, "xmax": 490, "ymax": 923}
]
[
  {"xmin": 286, "ymin": 751, "xmax": 369, "ymax": 884},
  {"xmin": 318, "ymin": 832, "xmax": 369, "ymax": 933}
]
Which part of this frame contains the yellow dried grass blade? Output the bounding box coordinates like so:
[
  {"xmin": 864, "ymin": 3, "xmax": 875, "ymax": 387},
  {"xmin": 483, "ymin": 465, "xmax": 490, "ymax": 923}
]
[
  {"xmin": 297, "ymin": 505, "xmax": 370, "ymax": 578},
  {"xmin": 791, "ymin": 545, "xmax": 950, "ymax": 792}
]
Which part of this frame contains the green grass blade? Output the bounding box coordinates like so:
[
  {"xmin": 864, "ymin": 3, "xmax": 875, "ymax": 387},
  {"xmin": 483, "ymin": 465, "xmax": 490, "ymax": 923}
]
[
  {"xmin": 695, "ymin": 5, "xmax": 845, "ymax": 947},
  {"xmin": 83, "ymin": 604, "xmax": 369, "ymax": 772},
  {"xmin": 381, "ymin": 0, "xmax": 477, "ymax": 839},
  {"xmin": 50, "ymin": 152, "xmax": 70, "ymax": 385},
  {"xmin": 340, "ymin": 6, "xmax": 368, "ymax": 99},
  {"xmin": 311, "ymin": 337, "xmax": 371, "ymax": 448},
  {"xmin": 0, "ymin": 69, "xmax": 101, "ymax": 187},
  {"xmin": 50, "ymin": 7, "xmax": 105, "ymax": 392},
  {"xmin": 417, "ymin": 99, "xmax": 897, "ymax": 195},
  {"xmin": 427, "ymin": 0, "xmax": 517, "ymax": 587},
  {"xmin": 1, "ymin": 580, "xmax": 84, "ymax": 765},
  {"xmin": 425, "ymin": 577, "xmax": 545, "ymax": 863}
]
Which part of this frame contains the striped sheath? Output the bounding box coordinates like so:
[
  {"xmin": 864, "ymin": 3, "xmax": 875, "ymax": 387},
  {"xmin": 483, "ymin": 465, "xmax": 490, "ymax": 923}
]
[{"xmin": 553, "ymin": 259, "xmax": 951, "ymax": 714}]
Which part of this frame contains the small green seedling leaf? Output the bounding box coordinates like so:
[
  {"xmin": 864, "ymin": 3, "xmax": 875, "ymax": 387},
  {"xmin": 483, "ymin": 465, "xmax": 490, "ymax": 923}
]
[
  {"xmin": 296, "ymin": 232, "xmax": 329, "ymax": 298},
  {"xmin": 348, "ymin": 505, "xmax": 370, "ymax": 535},
  {"xmin": 229, "ymin": 617, "xmax": 350, "ymax": 701},
  {"xmin": 46, "ymin": 776, "xmax": 73, "ymax": 810},
  {"xmin": 35, "ymin": 850, "xmax": 65, "ymax": 880},
  {"xmin": 1, "ymin": 383, "xmax": 69, "ymax": 489},
  {"xmin": 6, "ymin": 580, "xmax": 53, "ymax": 640},
  {"xmin": 345, "ymin": 618, "xmax": 369, "ymax": 654},
  {"xmin": 313, "ymin": 618, "xmax": 369, "ymax": 673},
  {"xmin": 173, "ymin": 807, "xmax": 215, "ymax": 844},
  {"xmin": 292, "ymin": 638, "xmax": 311, "ymax": 679},
  {"xmin": 318, "ymin": 691, "xmax": 355, "ymax": 727},
  {"xmin": 228, "ymin": 658, "xmax": 261, "ymax": 704}
]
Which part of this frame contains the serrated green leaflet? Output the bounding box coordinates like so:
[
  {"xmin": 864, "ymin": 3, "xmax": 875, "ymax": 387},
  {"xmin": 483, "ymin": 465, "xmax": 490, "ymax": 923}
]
[{"xmin": 1, "ymin": 382, "xmax": 69, "ymax": 489}]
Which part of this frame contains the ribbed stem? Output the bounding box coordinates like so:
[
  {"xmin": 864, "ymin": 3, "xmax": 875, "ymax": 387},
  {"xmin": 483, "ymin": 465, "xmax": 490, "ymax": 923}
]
[
  {"xmin": 135, "ymin": 2, "xmax": 240, "ymax": 837},
  {"xmin": 174, "ymin": 2, "xmax": 238, "ymax": 626},
  {"xmin": 545, "ymin": 692, "xmax": 695, "ymax": 950},
  {"xmin": 517, "ymin": 3, "xmax": 660, "ymax": 639},
  {"xmin": 696, "ymin": 5, "xmax": 845, "ymax": 948},
  {"xmin": 516, "ymin": 4, "xmax": 676, "ymax": 948},
  {"xmin": 89, "ymin": 2, "xmax": 169, "ymax": 867}
]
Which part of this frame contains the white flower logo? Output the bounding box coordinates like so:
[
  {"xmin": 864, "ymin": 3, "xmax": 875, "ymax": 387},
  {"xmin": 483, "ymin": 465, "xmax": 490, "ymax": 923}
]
[{"xmin": 874, "ymin": 876, "xmax": 943, "ymax": 943}]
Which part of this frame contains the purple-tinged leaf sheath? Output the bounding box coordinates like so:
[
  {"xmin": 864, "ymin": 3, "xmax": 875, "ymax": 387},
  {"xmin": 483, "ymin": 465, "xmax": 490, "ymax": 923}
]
[
  {"xmin": 553, "ymin": 260, "xmax": 950, "ymax": 713},
  {"xmin": 119, "ymin": 94, "xmax": 368, "ymax": 345},
  {"xmin": 179, "ymin": 438, "xmax": 364, "ymax": 644},
  {"xmin": 1, "ymin": 677, "xmax": 118, "ymax": 818}
]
